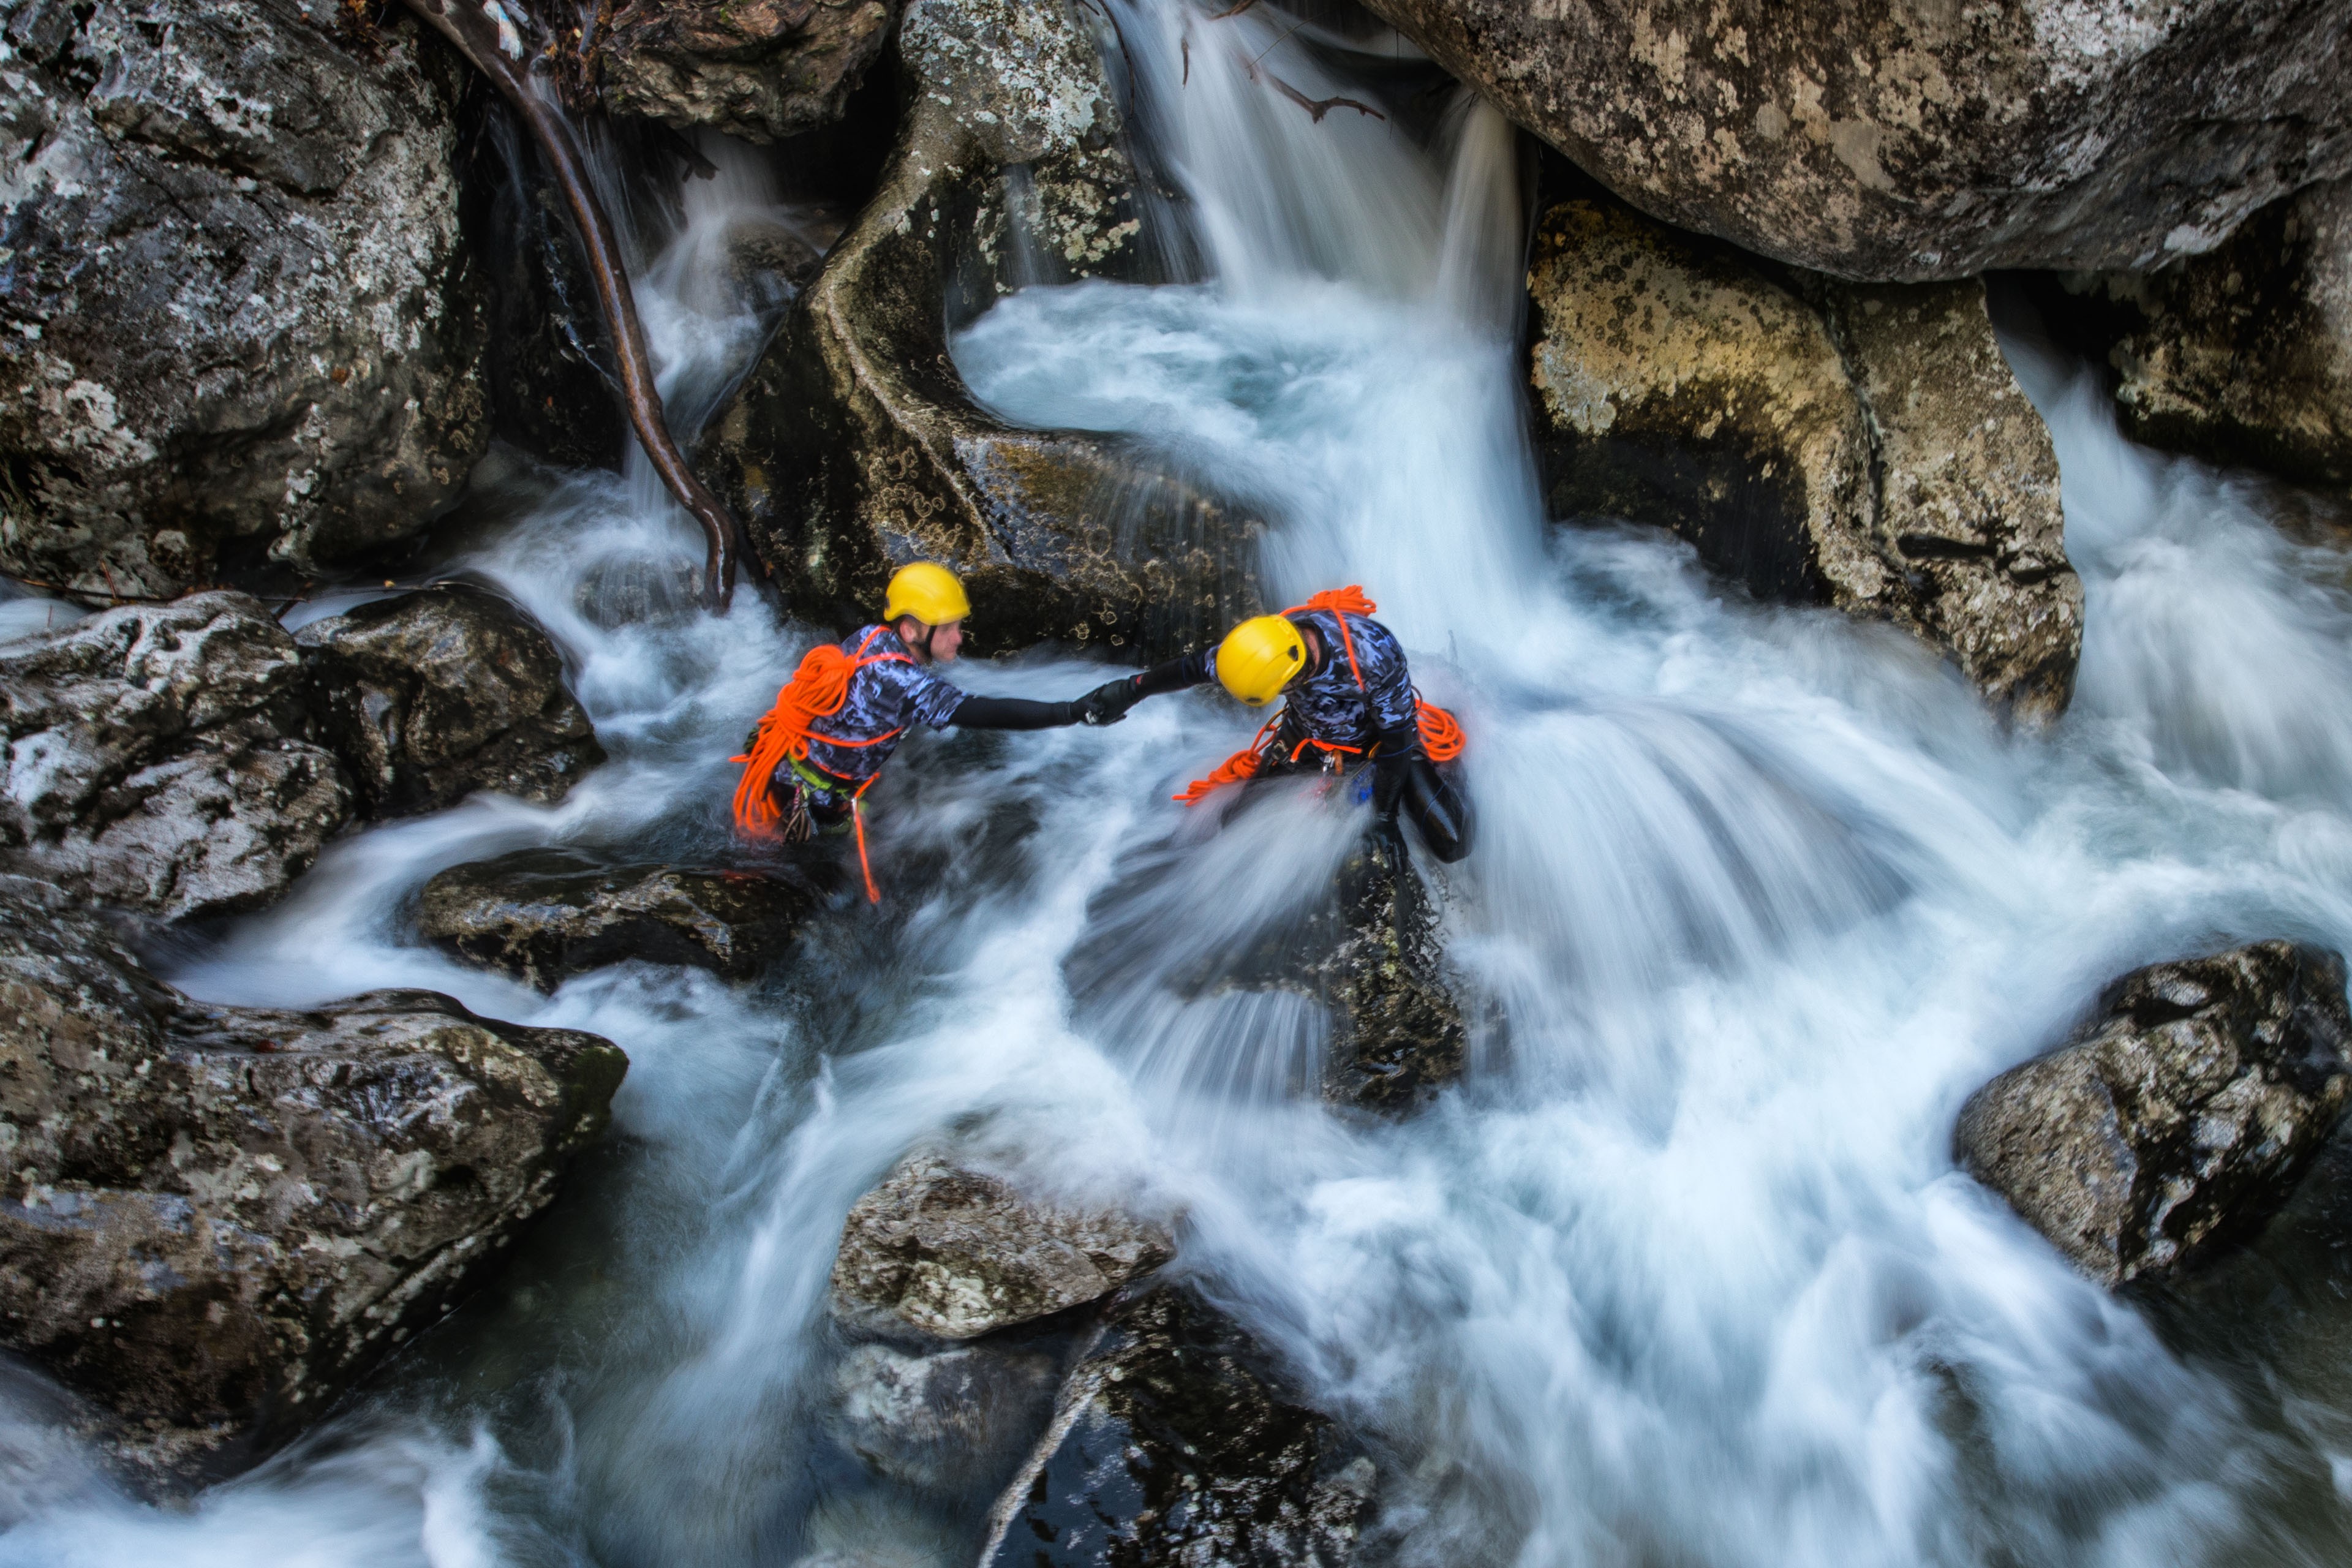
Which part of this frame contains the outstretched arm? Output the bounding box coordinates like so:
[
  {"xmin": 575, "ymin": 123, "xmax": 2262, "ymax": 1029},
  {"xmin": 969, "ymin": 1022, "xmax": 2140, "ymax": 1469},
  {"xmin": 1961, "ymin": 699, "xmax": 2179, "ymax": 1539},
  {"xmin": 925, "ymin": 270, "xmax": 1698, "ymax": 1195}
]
[{"xmin": 951, "ymin": 677, "xmax": 1142, "ymax": 730}]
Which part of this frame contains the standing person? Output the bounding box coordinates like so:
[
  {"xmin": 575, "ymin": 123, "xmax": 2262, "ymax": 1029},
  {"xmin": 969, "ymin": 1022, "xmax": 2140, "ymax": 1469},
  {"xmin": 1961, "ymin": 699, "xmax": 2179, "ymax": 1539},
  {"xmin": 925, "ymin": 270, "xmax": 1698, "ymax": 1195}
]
[
  {"xmin": 732, "ymin": 562, "xmax": 1135, "ymax": 899},
  {"xmin": 1125, "ymin": 587, "xmax": 1472, "ymax": 864}
]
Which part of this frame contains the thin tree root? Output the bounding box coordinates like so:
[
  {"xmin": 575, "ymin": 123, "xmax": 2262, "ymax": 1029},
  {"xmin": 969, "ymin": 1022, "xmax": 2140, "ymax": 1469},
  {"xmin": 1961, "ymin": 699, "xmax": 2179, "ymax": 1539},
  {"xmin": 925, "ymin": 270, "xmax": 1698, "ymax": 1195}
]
[{"xmin": 398, "ymin": 0, "xmax": 745, "ymax": 610}]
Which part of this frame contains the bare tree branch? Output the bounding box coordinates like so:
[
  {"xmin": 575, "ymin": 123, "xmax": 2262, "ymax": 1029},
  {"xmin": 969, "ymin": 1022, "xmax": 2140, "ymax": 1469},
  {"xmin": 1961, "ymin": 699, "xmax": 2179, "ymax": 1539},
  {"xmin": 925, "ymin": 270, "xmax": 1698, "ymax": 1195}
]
[
  {"xmin": 399, "ymin": 0, "xmax": 745, "ymax": 610},
  {"xmin": 1238, "ymin": 53, "xmax": 1385, "ymax": 124}
]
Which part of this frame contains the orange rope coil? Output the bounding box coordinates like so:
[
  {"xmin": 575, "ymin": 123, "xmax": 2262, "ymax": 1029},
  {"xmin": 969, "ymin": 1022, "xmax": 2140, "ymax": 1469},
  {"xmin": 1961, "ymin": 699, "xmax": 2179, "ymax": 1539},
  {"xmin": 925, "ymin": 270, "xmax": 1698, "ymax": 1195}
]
[{"xmin": 730, "ymin": 630, "xmax": 910, "ymax": 902}]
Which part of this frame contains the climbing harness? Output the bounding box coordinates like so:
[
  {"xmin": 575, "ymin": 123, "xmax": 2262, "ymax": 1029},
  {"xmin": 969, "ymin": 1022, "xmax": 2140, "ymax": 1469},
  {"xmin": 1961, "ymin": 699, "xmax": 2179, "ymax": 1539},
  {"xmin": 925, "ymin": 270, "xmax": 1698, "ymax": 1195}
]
[
  {"xmin": 1175, "ymin": 586, "xmax": 1463, "ymax": 805},
  {"xmin": 731, "ymin": 628, "xmax": 912, "ymax": 903}
]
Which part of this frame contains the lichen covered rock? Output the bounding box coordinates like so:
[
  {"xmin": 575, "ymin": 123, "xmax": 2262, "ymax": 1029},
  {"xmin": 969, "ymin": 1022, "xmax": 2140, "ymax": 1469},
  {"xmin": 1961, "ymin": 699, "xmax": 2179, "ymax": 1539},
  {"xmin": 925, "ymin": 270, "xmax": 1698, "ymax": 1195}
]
[
  {"xmin": 1528, "ymin": 197, "xmax": 2081, "ymax": 719},
  {"xmin": 0, "ymin": 592, "xmax": 352, "ymax": 922},
  {"xmin": 417, "ymin": 848, "xmax": 821, "ymax": 990},
  {"xmin": 1954, "ymin": 941, "xmax": 2352, "ymax": 1288},
  {"xmin": 695, "ymin": 0, "xmax": 1261, "ymax": 658},
  {"xmin": 2066, "ymin": 177, "xmax": 2352, "ymax": 494},
  {"xmin": 296, "ymin": 587, "xmax": 603, "ymax": 819},
  {"xmin": 979, "ymin": 1283, "xmax": 1378, "ymax": 1568},
  {"xmin": 597, "ymin": 0, "xmax": 891, "ymax": 145},
  {"xmin": 0, "ymin": 876, "xmax": 627, "ymax": 1483},
  {"xmin": 1358, "ymin": 0, "xmax": 2352, "ymax": 281},
  {"xmin": 830, "ymin": 1152, "xmax": 1174, "ymax": 1342},
  {"xmin": 0, "ymin": 0, "xmax": 487, "ymax": 598}
]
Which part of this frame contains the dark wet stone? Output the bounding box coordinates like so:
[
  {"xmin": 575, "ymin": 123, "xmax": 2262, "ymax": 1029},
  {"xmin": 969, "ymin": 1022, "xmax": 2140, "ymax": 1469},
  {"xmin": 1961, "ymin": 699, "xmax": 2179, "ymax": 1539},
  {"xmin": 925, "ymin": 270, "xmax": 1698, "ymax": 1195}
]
[
  {"xmin": 296, "ymin": 587, "xmax": 604, "ymax": 819},
  {"xmin": 416, "ymin": 848, "xmax": 820, "ymax": 991},
  {"xmin": 829, "ymin": 1340, "xmax": 1061, "ymax": 1493},
  {"xmin": 1315, "ymin": 834, "xmax": 1468, "ymax": 1114},
  {"xmin": 0, "ymin": 0, "xmax": 486, "ymax": 598},
  {"xmin": 597, "ymin": 0, "xmax": 892, "ymax": 145},
  {"xmin": 0, "ymin": 592, "xmax": 352, "ymax": 922},
  {"xmin": 0, "ymin": 875, "xmax": 626, "ymax": 1488},
  {"xmin": 1955, "ymin": 941, "xmax": 2352, "ymax": 1288},
  {"xmin": 979, "ymin": 1283, "xmax": 1378, "ymax": 1568},
  {"xmin": 830, "ymin": 1151, "xmax": 1175, "ymax": 1343}
]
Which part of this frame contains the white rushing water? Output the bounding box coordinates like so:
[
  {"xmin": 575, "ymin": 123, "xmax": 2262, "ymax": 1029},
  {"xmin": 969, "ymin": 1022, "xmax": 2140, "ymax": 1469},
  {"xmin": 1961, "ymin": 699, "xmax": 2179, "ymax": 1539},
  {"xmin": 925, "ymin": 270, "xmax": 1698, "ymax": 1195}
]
[{"xmin": 12, "ymin": 2, "xmax": 2352, "ymax": 1564}]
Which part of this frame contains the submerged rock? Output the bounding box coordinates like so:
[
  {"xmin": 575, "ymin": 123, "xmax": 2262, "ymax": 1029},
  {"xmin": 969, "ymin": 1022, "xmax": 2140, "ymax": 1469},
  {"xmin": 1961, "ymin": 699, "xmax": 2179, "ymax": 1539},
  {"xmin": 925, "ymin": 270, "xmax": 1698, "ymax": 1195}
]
[
  {"xmin": 830, "ymin": 1152, "xmax": 1174, "ymax": 1342},
  {"xmin": 695, "ymin": 0, "xmax": 1261, "ymax": 658},
  {"xmin": 0, "ymin": 876, "xmax": 626, "ymax": 1484},
  {"xmin": 1954, "ymin": 941, "xmax": 2352, "ymax": 1288},
  {"xmin": 0, "ymin": 593, "xmax": 352, "ymax": 922},
  {"xmin": 1528, "ymin": 197, "xmax": 2081, "ymax": 719},
  {"xmin": 829, "ymin": 1340, "xmax": 1060, "ymax": 1494},
  {"xmin": 1357, "ymin": 0, "xmax": 2352, "ymax": 281},
  {"xmin": 2065, "ymin": 178, "xmax": 2352, "ymax": 494},
  {"xmin": 979, "ymin": 1283, "xmax": 1378, "ymax": 1568},
  {"xmin": 417, "ymin": 848, "xmax": 821, "ymax": 990},
  {"xmin": 296, "ymin": 587, "xmax": 603, "ymax": 819},
  {"xmin": 596, "ymin": 0, "xmax": 891, "ymax": 145},
  {"xmin": 0, "ymin": 0, "xmax": 486, "ymax": 598}
]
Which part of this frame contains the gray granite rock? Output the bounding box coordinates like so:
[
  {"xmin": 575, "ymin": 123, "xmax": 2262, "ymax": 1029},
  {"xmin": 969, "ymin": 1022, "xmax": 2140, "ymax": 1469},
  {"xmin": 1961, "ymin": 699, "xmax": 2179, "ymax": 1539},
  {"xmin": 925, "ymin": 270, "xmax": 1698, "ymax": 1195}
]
[
  {"xmin": 1955, "ymin": 941, "xmax": 2352, "ymax": 1287},
  {"xmin": 0, "ymin": 875, "xmax": 626, "ymax": 1485},
  {"xmin": 830, "ymin": 1152, "xmax": 1173, "ymax": 1342},
  {"xmin": 0, "ymin": 592, "xmax": 352, "ymax": 921},
  {"xmin": 597, "ymin": 0, "xmax": 890, "ymax": 144}
]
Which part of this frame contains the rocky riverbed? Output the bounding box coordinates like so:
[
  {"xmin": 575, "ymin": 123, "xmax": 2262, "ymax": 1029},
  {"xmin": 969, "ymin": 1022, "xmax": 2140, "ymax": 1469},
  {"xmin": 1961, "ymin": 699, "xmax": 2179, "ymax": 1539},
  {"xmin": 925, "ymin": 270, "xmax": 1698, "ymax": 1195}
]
[{"xmin": 2, "ymin": 0, "xmax": 2351, "ymax": 1561}]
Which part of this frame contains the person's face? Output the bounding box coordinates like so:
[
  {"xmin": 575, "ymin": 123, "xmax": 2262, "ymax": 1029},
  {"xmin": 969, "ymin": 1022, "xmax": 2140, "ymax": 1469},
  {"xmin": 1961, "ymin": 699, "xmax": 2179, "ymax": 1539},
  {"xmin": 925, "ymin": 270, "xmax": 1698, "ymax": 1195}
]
[{"xmin": 900, "ymin": 617, "xmax": 963, "ymax": 663}]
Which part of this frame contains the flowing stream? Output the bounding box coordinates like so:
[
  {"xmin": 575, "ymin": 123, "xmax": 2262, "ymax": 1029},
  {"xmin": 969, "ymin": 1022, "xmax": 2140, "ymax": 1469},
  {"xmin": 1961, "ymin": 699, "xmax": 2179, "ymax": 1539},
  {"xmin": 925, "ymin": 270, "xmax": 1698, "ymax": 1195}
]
[{"xmin": 12, "ymin": 3, "xmax": 2352, "ymax": 1564}]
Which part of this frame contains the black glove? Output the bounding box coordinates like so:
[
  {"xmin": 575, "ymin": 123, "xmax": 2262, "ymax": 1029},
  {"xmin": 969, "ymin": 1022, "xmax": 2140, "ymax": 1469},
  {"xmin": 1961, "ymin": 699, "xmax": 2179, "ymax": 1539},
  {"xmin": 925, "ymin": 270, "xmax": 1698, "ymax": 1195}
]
[{"xmin": 1074, "ymin": 677, "xmax": 1144, "ymax": 727}]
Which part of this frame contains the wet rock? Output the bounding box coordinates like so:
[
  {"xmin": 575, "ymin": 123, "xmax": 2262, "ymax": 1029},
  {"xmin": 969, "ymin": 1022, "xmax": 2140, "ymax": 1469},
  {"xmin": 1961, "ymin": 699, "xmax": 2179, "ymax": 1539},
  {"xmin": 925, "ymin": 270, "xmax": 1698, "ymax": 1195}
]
[
  {"xmin": 695, "ymin": 0, "xmax": 1261, "ymax": 659},
  {"xmin": 1357, "ymin": 0, "xmax": 2352, "ymax": 281},
  {"xmin": 1528, "ymin": 197, "xmax": 2081, "ymax": 719},
  {"xmin": 1954, "ymin": 941, "xmax": 2352, "ymax": 1288},
  {"xmin": 2064, "ymin": 178, "xmax": 2352, "ymax": 494},
  {"xmin": 831, "ymin": 1152, "xmax": 1174, "ymax": 1342},
  {"xmin": 0, "ymin": 875, "xmax": 627, "ymax": 1484},
  {"xmin": 0, "ymin": 592, "xmax": 352, "ymax": 922},
  {"xmin": 979, "ymin": 1283, "xmax": 1377, "ymax": 1568},
  {"xmin": 572, "ymin": 552, "xmax": 704, "ymax": 630},
  {"xmin": 829, "ymin": 1340, "xmax": 1060, "ymax": 1493},
  {"xmin": 416, "ymin": 848, "xmax": 820, "ymax": 990},
  {"xmin": 597, "ymin": 0, "xmax": 891, "ymax": 145},
  {"xmin": 296, "ymin": 587, "xmax": 604, "ymax": 819},
  {"xmin": 1314, "ymin": 836, "xmax": 1467, "ymax": 1114},
  {"xmin": 0, "ymin": 0, "xmax": 487, "ymax": 598}
]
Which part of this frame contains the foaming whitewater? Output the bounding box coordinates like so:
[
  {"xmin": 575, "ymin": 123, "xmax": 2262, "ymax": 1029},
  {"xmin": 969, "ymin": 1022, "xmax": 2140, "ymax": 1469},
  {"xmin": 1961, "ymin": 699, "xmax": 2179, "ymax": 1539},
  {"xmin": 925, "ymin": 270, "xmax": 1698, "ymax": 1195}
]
[{"xmin": 12, "ymin": 3, "xmax": 2352, "ymax": 1564}]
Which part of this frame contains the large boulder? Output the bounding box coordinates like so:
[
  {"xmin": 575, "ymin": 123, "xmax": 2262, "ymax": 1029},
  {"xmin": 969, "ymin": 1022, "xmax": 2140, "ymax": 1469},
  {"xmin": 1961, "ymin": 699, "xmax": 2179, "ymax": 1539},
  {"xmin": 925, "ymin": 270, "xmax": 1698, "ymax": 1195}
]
[
  {"xmin": 0, "ymin": 875, "xmax": 627, "ymax": 1483},
  {"xmin": 828, "ymin": 1338, "xmax": 1061, "ymax": 1494},
  {"xmin": 1357, "ymin": 0, "xmax": 2352, "ymax": 281},
  {"xmin": 2060, "ymin": 178, "xmax": 2352, "ymax": 494},
  {"xmin": 0, "ymin": 592, "xmax": 352, "ymax": 922},
  {"xmin": 830, "ymin": 1151, "xmax": 1174, "ymax": 1342},
  {"xmin": 296, "ymin": 587, "xmax": 604, "ymax": 819},
  {"xmin": 1314, "ymin": 837, "xmax": 1467, "ymax": 1114},
  {"xmin": 694, "ymin": 0, "xmax": 1262, "ymax": 658},
  {"xmin": 416, "ymin": 848, "xmax": 821, "ymax": 991},
  {"xmin": 0, "ymin": 0, "xmax": 486, "ymax": 598},
  {"xmin": 1528, "ymin": 196, "xmax": 2081, "ymax": 720},
  {"xmin": 1954, "ymin": 941, "xmax": 2352, "ymax": 1288},
  {"xmin": 595, "ymin": 0, "xmax": 891, "ymax": 145},
  {"xmin": 978, "ymin": 1283, "xmax": 1378, "ymax": 1568}
]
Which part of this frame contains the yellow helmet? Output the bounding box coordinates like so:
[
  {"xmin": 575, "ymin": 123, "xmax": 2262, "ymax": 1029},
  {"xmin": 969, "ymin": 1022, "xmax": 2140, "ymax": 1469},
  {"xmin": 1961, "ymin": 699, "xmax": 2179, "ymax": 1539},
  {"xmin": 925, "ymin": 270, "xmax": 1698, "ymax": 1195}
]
[
  {"xmin": 883, "ymin": 562, "xmax": 971, "ymax": 627},
  {"xmin": 1216, "ymin": 615, "xmax": 1305, "ymax": 707}
]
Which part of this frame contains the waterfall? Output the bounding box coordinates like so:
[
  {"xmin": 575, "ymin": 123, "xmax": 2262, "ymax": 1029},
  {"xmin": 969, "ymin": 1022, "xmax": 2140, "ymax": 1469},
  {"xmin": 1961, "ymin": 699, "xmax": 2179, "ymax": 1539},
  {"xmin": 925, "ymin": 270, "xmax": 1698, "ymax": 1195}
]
[{"xmin": 10, "ymin": 3, "xmax": 2352, "ymax": 1565}]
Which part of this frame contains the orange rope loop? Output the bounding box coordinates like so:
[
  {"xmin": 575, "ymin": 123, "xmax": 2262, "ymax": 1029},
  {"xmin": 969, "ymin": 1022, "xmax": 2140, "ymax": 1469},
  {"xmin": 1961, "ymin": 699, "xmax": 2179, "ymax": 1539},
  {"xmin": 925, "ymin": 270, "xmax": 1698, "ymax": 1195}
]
[{"xmin": 731, "ymin": 630, "xmax": 910, "ymax": 900}]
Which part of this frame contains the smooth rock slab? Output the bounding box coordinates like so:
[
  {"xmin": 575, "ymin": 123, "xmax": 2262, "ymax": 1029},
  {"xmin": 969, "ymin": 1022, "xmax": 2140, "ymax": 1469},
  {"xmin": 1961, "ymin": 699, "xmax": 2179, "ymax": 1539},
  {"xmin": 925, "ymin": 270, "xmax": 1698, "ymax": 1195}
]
[
  {"xmin": 417, "ymin": 848, "xmax": 820, "ymax": 990},
  {"xmin": 297, "ymin": 586, "xmax": 603, "ymax": 819},
  {"xmin": 1954, "ymin": 941, "xmax": 2352, "ymax": 1287},
  {"xmin": 829, "ymin": 1340, "xmax": 1059, "ymax": 1493},
  {"xmin": 830, "ymin": 1152, "xmax": 1173, "ymax": 1341},
  {"xmin": 0, "ymin": 876, "xmax": 626, "ymax": 1484},
  {"xmin": 979, "ymin": 1284, "xmax": 1376, "ymax": 1568},
  {"xmin": 0, "ymin": 592, "xmax": 352, "ymax": 922}
]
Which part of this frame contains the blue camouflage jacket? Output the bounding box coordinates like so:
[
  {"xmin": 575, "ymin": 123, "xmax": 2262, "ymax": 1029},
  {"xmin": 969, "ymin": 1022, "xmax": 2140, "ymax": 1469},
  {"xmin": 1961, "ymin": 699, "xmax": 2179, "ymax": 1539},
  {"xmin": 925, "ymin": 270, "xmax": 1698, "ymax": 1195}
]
[
  {"xmin": 1199, "ymin": 608, "xmax": 1419, "ymax": 754},
  {"xmin": 794, "ymin": 625, "xmax": 968, "ymax": 788}
]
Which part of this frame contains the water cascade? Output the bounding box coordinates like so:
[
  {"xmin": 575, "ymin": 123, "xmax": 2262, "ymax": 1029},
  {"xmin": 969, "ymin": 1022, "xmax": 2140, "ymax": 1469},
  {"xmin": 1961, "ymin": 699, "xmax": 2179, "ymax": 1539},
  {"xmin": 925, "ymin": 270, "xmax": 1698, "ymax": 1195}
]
[{"xmin": 7, "ymin": 2, "xmax": 2352, "ymax": 1564}]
